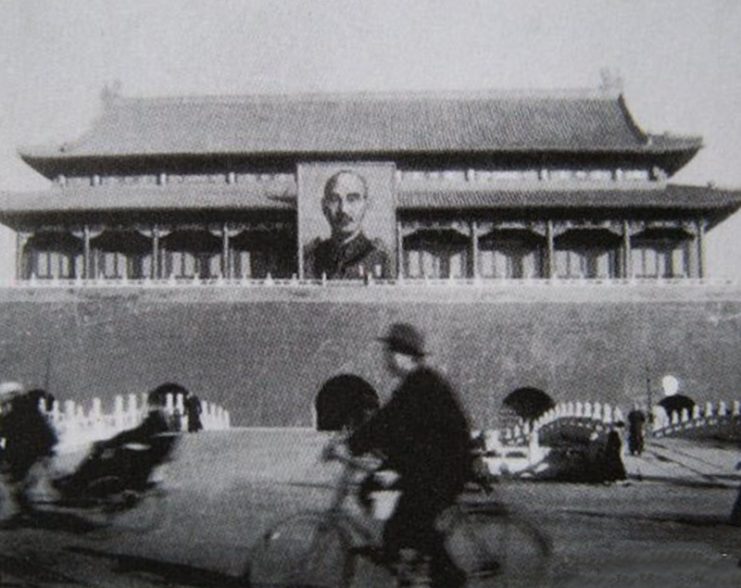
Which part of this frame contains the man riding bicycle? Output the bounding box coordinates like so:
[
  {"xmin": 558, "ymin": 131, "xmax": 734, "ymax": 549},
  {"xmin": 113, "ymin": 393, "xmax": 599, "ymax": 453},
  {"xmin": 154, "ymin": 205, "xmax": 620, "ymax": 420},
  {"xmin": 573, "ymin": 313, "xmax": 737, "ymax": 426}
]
[{"xmin": 337, "ymin": 323, "xmax": 472, "ymax": 588}]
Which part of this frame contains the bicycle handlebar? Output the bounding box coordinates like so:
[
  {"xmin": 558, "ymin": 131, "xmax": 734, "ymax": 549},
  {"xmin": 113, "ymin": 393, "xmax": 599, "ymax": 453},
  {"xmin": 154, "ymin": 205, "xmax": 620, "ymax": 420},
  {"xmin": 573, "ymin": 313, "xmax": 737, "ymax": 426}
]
[
  {"xmin": 323, "ymin": 442, "xmax": 379, "ymax": 473},
  {"xmin": 323, "ymin": 439, "xmax": 495, "ymax": 496}
]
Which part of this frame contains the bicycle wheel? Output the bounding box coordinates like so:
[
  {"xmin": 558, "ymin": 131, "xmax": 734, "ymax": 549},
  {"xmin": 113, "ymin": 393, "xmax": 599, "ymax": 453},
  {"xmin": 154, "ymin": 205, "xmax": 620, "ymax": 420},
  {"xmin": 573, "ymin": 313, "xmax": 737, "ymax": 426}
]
[
  {"xmin": 445, "ymin": 506, "xmax": 552, "ymax": 587},
  {"xmin": 103, "ymin": 488, "xmax": 168, "ymax": 533},
  {"xmin": 77, "ymin": 476, "xmax": 126, "ymax": 528},
  {"xmin": 249, "ymin": 512, "xmax": 354, "ymax": 588}
]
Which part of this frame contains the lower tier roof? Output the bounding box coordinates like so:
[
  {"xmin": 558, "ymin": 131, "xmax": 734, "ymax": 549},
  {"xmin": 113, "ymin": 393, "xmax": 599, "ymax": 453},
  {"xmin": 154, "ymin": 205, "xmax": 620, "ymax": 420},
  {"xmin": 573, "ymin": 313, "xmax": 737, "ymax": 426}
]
[
  {"xmin": 397, "ymin": 184, "xmax": 741, "ymax": 211},
  {"xmin": 0, "ymin": 183, "xmax": 739, "ymax": 217}
]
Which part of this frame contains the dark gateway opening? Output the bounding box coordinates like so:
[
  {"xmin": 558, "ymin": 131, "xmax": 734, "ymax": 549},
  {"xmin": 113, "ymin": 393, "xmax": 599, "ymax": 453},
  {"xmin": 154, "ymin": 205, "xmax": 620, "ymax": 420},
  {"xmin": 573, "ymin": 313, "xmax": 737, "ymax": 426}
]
[
  {"xmin": 658, "ymin": 394, "xmax": 696, "ymax": 420},
  {"xmin": 503, "ymin": 387, "xmax": 556, "ymax": 423},
  {"xmin": 315, "ymin": 374, "xmax": 380, "ymax": 432}
]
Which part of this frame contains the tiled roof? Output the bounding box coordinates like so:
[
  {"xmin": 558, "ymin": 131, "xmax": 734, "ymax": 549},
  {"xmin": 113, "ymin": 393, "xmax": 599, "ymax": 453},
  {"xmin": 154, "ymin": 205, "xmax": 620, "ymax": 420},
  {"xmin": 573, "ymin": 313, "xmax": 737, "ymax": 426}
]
[
  {"xmin": 19, "ymin": 89, "xmax": 700, "ymax": 161},
  {"xmin": 2, "ymin": 183, "xmax": 738, "ymax": 217},
  {"xmin": 397, "ymin": 184, "xmax": 741, "ymax": 211},
  {"xmin": 0, "ymin": 182, "xmax": 296, "ymax": 214}
]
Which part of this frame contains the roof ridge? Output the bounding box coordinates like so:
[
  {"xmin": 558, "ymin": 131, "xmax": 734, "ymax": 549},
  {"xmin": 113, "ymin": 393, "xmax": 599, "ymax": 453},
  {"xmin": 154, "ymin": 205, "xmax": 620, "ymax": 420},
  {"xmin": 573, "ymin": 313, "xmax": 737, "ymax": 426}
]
[{"xmin": 110, "ymin": 86, "xmax": 621, "ymax": 107}]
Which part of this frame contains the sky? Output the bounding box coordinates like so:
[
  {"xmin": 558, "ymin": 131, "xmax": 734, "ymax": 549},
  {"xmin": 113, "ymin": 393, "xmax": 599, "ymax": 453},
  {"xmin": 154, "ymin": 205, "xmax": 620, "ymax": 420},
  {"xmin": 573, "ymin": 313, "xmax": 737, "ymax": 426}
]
[{"xmin": 1, "ymin": 0, "xmax": 740, "ymax": 278}]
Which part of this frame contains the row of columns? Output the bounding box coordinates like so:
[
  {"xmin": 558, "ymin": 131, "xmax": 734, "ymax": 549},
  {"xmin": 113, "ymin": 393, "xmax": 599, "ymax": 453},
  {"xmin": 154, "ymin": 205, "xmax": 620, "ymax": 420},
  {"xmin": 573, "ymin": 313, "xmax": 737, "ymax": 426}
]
[
  {"xmin": 617, "ymin": 219, "xmax": 706, "ymax": 280},
  {"xmin": 16, "ymin": 217, "xmax": 709, "ymax": 281},
  {"xmin": 395, "ymin": 218, "xmax": 707, "ymax": 280},
  {"xmin": 18, "ymin": 223, "xmax": 288, "ymax": 281}
]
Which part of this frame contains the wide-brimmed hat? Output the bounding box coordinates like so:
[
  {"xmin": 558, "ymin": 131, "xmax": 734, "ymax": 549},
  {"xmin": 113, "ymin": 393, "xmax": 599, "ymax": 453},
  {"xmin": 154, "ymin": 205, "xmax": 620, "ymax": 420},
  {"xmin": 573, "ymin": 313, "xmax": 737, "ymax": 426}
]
[{"xmin": 378, "ymin": 323, "xmax": 426, "ymax": 358}]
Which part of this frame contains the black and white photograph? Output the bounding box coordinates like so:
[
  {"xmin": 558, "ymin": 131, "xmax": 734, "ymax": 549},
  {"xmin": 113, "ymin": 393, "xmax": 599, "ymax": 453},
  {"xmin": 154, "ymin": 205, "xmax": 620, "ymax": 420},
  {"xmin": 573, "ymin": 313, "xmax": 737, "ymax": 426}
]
[
  {"xmin": 299, "ymin": 163, "xmax": 395, "ymax": 280},
  {"xmin": 1, "ymin": 1, "xmax": 740, "ymax": 586}
]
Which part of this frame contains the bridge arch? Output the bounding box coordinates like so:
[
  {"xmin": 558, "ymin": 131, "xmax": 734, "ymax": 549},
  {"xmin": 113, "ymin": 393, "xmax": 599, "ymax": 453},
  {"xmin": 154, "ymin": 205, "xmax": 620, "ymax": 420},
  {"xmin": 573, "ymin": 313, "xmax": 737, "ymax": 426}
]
[
  {"xmin": 658, "ymin": 394, "xmax": 696, "ymax": 419},
  {"xmin": 502, "ymin": 387, "xmax": 555, "ymax": 424}
]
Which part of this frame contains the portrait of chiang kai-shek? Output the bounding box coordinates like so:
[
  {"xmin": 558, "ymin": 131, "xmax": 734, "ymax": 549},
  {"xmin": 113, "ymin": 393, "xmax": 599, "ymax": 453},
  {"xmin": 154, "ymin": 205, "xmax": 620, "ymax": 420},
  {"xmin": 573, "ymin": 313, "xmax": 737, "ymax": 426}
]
[{"xmin": 304, "ymin": 170, "xmax": 390, "ymax": 280}]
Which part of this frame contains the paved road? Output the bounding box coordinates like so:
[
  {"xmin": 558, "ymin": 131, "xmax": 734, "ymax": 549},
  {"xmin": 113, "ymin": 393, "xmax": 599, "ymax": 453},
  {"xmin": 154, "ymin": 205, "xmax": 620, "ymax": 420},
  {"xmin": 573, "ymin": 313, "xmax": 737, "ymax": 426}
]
[{"xmin": 1, "ymin": 431, "xmax": 740, "ymax": 587}]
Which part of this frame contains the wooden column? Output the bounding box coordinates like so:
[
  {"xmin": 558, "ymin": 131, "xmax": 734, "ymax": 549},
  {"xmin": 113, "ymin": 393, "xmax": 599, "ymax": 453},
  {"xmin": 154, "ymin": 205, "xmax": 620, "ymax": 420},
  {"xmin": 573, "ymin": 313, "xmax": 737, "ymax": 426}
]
[
  {"xmin": 83, "ymin": 225, "xmax": 91, "ymax": 279},
  {"xmin": 687, "ymin": 224, "xmax": 699, "ymax": 277},
  {"xmin": 222, "ymin": 223, "xmax": 230, "ymax": 278},
  {"xmin": 15, "ymin": 232, "xmax": 26, "ymax": 281},
  {"xmin": 152, "ymin": 226, "xmax": 160, "ymax": 279},
  {"xmin": 622, "ymin": 220, "xmax": 632, "ymax": 279},
  {"xmin": 696, "ymin": 219, "xmax": 706, "ymax": 278},
  {"xmin": 297, "ymin": 224, "xmax": 304, "ymax": 280},
  {"xmin": 546, "ymin": 220, "xmax": 555, "ymax": 279},
  {"xmin": 471, "ymin": 220, "xmax": 479, "ymax": 279},
  {"xmin": 396, "ymin": 219, "xmax": 404, "ymax": 279}
]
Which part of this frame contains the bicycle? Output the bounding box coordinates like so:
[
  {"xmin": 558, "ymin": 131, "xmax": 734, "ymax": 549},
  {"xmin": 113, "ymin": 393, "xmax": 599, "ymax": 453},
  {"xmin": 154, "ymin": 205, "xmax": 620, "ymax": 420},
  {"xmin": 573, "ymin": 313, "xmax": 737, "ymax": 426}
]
[{"xmin": 248, "ymin": 445, "xmax": 552, "ymax": 587}]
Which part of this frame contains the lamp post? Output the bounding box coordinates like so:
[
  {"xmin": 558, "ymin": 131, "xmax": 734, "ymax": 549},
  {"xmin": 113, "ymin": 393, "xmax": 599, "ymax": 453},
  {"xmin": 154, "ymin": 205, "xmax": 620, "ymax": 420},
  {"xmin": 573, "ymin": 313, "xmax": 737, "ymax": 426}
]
[{"xmin": 645, "ymin": 363, "xmax": 653, "ymax": 426}]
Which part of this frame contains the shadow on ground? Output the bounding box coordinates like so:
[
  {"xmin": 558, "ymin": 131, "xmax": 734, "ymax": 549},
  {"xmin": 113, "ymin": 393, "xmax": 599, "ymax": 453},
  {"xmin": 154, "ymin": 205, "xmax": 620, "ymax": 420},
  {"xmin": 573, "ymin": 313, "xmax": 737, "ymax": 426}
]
[{"xmin": 67, "ymin": 547, "xmax": 248, "ymax": 587}]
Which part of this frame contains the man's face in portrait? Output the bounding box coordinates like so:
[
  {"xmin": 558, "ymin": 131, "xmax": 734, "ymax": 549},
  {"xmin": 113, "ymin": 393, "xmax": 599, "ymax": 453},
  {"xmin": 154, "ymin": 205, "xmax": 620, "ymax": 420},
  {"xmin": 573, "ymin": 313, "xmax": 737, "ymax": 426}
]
[{"xmin": 322, "ymin": 171, "xmax": 369, "ymax": 240}]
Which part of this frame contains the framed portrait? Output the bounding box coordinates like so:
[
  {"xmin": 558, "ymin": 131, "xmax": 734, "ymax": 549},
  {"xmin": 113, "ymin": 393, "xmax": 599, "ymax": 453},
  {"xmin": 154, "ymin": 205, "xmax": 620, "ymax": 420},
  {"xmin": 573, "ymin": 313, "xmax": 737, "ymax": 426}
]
[{"xmin": 297, "ymin": 162, "xmax": 397, "ymax": 280}]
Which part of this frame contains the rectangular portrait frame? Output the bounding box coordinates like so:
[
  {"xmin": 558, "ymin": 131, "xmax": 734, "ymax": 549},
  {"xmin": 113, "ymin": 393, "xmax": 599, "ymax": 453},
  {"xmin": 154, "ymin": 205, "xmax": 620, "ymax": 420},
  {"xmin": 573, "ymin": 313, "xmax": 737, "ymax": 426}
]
[{"xmin": 297, "ymin": 162, "xmax": 397, "ymax": 280}]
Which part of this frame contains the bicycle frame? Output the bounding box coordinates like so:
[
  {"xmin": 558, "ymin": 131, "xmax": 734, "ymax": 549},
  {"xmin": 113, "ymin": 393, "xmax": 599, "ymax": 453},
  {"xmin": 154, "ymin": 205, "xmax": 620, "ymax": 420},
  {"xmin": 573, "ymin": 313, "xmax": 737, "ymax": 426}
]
[
  {"xmin": 322, "ymin": 454, "xmax": 388, "ymax": 551},
  {"xmin": 318, "ymin": 454, "xmax": 501, "ymax": 576}
]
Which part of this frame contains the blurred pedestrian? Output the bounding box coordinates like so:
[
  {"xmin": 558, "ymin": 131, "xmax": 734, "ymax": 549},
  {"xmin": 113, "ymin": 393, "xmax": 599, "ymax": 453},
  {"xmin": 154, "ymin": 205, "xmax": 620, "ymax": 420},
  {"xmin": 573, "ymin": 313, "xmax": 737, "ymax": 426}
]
[
  {"xmin": 0, "ymin": 381, "xmax": 25, "ymax": 465},
  {"xmin": 185, "ymin": 393, "xmax": 203, "ymax": 433},
  {"xmin": 55, "ymin": 384, "xmax": 176, "ymax": 496},
  {"xmin": 0, "ymin": 385, "xmax": 58, "ymax": 522}
]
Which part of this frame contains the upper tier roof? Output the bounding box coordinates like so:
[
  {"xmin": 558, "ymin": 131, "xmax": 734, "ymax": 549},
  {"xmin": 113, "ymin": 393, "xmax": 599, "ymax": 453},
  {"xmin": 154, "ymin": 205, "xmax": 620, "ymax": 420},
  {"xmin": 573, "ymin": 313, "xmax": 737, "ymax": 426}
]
[{"xmin": 19, "ymin": 88, "xmax": 701, "ymax": 177}]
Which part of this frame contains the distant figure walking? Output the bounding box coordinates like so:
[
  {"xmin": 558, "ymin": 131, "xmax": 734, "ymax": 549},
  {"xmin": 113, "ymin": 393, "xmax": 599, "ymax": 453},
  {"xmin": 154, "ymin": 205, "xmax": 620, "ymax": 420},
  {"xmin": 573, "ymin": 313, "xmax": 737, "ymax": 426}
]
[
  {"xmin": 185, "ymin": 393, "xmax": 203, "ymax": 433},
  {"xmin": 627, "ymin": 403, "xmax": 646, "ymax": 456}
]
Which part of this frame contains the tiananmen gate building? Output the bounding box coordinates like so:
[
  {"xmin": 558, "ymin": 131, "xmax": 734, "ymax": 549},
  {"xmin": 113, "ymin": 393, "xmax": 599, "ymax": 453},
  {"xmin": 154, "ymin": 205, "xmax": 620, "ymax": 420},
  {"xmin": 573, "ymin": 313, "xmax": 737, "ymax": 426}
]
[{"xmin": 1, "ymin": 85, "xmax": 740, "ymax": 429}]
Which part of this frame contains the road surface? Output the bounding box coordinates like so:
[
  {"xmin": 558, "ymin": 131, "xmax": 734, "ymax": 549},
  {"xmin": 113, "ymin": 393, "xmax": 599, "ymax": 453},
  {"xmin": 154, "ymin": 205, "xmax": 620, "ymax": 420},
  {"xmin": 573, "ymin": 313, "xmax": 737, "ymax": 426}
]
[{"xmin": 1, "ymin": 430, "xmax": 739, "ymax": 587}]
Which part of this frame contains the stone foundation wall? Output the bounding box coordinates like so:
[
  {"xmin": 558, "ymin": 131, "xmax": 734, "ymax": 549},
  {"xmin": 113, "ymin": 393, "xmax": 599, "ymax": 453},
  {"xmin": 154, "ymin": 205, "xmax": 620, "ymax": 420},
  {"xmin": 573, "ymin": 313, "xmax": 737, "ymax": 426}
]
[{"xmin": 0, "ymin": 284, "xmax": 739, "ymax": 428}]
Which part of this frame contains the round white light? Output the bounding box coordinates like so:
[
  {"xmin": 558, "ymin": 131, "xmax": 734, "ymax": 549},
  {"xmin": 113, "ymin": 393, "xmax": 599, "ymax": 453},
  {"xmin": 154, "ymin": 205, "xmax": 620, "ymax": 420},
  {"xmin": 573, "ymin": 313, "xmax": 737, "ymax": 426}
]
[{"xmin": 661, "ymin": 375, "xmax": 679, "ymax": 397}]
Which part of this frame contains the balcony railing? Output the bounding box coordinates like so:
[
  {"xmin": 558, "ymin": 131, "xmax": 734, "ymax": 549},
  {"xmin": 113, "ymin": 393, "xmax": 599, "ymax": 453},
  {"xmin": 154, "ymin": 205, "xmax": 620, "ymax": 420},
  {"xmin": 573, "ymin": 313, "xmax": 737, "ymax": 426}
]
[{"xmin": 1, "ymin": 274, "xmax": 738, "ymax": 289}]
